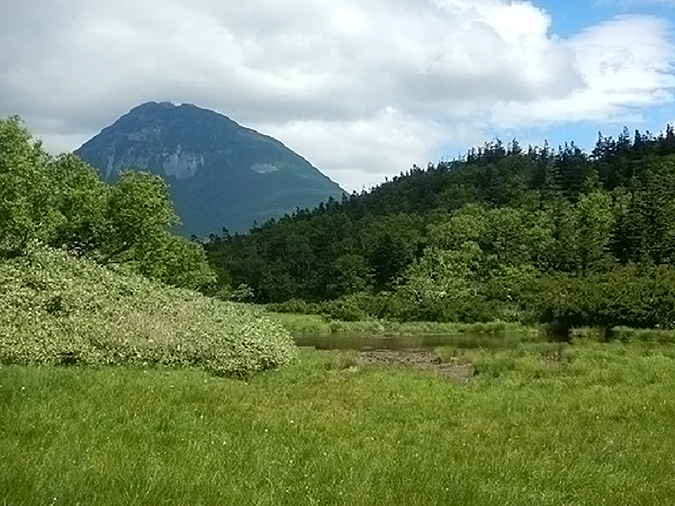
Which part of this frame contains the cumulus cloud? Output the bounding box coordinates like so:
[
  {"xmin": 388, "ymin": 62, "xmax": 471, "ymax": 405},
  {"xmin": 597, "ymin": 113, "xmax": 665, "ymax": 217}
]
[
  {"xmin": 1, "ymin": 0, "xmax": 674, "ymax": 189},
  {"xmin": 492, "ymin": 15, "xmax": 675, "ymax": 126},
  {"xmin": 261, "ymin": 108, "xmax": 457, "ymax": 192}
]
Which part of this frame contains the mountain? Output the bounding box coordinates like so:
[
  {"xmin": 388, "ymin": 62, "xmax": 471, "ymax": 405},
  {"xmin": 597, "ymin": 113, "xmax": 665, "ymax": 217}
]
[{"xmin": 74, "ymin": 102, "xmax": 345, "ymax": 236}]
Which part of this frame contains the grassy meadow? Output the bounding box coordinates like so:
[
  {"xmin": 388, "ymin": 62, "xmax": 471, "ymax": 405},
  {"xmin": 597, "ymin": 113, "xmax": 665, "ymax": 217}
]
[
  {"xmin": 262, "ymin": 309, "xmax": 542, "ymax": 338},
  {"xmin": 4, "ymin": 113, "xmax": 675, "ymax": 505},
  {"xmin": 2, "ymin": 244, "xmax": 675, "ymax": 505},
  {"xmin": 3, "ymin": 340, "xmax": 675, "ymax": 505}
]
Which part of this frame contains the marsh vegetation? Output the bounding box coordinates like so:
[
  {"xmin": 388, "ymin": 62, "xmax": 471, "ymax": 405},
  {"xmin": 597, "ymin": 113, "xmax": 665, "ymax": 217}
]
[{"xmin": 4, "ymin": 339, "xmax": 675, "ymax": 505}]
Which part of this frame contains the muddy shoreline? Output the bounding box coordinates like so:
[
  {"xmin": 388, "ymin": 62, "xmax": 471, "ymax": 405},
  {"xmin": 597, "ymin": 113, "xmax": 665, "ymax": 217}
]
[{"xmin": 358, "ymin": 349, "xmax": 473, "ymax": 380}]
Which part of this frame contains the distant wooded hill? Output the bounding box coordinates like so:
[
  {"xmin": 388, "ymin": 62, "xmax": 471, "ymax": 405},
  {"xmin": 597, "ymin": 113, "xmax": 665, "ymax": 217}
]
[
  {"xmin": 204, "ymin": 127, "xmax": 675, "ymax": 330},
  {"xmin": 75, "ymin": 102, "xmax": 345, "ymax": 237}
]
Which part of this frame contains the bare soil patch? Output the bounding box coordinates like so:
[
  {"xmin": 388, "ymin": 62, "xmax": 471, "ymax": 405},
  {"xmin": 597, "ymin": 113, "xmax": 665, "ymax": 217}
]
[{"xmin": 359, "ymin": 349, "xmax": 473, "ymax": 380}]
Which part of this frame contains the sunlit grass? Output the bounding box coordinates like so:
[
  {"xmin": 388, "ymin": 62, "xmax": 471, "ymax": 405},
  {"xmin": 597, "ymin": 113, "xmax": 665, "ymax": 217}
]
[
  {"xmin": 3, "ymin": 342, "xmax": 675, "ymax": 505},
  {"xmin": 262, "ymin": 308, "xmax": 541, "ymax": 339}
]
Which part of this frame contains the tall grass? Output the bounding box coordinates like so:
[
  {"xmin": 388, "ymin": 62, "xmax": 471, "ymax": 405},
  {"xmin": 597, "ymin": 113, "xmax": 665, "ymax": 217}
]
[
  {"xmin": 263, "ymin": 308, "xmax": 540, "ymax": 338},
  {"xmin": 3, "ymin": 342, "xmax": 675, "ymax": 505}
]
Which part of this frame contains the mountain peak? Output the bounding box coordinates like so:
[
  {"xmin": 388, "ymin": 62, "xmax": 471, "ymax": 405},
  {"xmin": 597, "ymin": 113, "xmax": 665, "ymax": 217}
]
[{"xmin": 75, "ymin": 103, "xmax": 345, "ymax": 236}]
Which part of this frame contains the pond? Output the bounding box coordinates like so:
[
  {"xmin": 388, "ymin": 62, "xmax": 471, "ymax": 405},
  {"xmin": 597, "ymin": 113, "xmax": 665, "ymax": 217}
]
[{"xmin": 293, "ymin": 333, "xmax": 535, "ymax": 351}]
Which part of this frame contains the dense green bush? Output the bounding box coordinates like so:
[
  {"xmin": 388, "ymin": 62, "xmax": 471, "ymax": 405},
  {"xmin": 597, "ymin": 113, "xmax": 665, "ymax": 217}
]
[
  {"xmin": 265, "ymin": 298, "xmax": 322, "ymax": 315},
  {"xmin": 0, "ymin": 245, "xmax": 296, "ymax": 376},
  {"xmin": 0, "ymin": 117, "xmax": 215, "ymax": 290},
  {"xmin": 284, "ymin": 262, "xmax": 675, "ymax": 331},
  {"xmin": 520, "ymin": 266, "xmax": 675, "ymax": 332}
]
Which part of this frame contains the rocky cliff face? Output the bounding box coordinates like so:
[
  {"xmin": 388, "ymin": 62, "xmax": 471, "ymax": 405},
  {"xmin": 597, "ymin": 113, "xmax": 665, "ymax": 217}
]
[{"xmin": 75, "ymin": 102, "xmax": 345, "ymax": 236}]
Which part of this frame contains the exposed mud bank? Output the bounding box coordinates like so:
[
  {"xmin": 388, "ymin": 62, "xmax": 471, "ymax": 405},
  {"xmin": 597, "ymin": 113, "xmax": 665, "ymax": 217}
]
[{"xmin": 359, "ymin": 349, "xmax": 473, "ymax": 380}]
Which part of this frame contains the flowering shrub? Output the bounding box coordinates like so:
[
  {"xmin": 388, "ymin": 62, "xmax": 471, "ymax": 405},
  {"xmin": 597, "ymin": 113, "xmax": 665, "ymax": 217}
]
[{"xmin": 0, "ymin": 245, "xmax": 296, "ymax": 376}]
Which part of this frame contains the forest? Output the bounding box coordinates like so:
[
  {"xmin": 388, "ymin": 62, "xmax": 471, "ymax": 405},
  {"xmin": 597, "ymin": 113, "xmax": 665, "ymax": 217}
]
[
  {"xmin": 204, "ymin": 126, "xmax": 675, "ymax": 331},
  {"xmin": 4, "ymin": 112, "xmax": 675, "ymax": 332}
]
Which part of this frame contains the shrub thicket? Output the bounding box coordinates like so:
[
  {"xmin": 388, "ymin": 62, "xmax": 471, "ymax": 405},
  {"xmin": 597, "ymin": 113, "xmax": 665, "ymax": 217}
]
[
  {"xmin": 0, "ymin": 116, "xmax": 215, "ymax": 290},
  {"xmin": 0, "ymin": 245, "xmax": 296, "ymax": 376}
]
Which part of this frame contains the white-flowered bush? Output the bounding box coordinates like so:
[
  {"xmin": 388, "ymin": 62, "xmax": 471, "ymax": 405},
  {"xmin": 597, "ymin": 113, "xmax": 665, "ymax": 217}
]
[{"xmin": 0, "ymin": 245, "xmax": 296, "ymax": 376}]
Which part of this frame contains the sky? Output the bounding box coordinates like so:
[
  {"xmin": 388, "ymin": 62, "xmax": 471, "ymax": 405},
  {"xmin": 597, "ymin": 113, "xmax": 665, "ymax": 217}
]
[{"xmin": 1, "ymin": 1, "xmax": 675, "ymax": 192}]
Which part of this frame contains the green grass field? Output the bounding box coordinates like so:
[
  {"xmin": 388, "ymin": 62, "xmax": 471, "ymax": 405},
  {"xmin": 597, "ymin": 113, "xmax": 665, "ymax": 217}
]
[
  {"xmin": 262, "ymin": 308, "xmax": 541, "ymax": 338},
  {"xmin": 3, "ymin": 341, "xmax": 675, "ymax": 505}
]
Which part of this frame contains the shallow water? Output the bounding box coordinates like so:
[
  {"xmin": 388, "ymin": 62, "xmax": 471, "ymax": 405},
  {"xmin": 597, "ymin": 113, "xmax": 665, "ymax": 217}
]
[{"xmin": 293, "ymin": 333, "xmax": 529, "ymax": 351}]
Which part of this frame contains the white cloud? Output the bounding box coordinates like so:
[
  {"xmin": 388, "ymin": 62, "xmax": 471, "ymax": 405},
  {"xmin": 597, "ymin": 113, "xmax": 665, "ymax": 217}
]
[
  {"xmin": 491, "ymin": 15, "xmax": 675, "ymax": 126},
  {"xmin": 259, "ymin": 108, "xmax": 454, "ymax": 192},
  {"xmin": 0, "ymin": 1, "xmax": 674, "ymax": 189}
]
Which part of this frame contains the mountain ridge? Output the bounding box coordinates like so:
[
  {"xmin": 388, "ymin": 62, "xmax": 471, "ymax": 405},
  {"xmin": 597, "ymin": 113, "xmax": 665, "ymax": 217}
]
[{"xmin": 75, "ymin": 101, "xmax": 345, "ymax": 236}]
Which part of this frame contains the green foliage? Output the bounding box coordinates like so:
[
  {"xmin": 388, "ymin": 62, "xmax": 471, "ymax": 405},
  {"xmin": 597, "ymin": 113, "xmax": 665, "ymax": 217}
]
[
  {"xmin": 47, "ymin": 153, "xmax": 109, "ymax": 253},
  {"xmin": 0, "ymin": 117, "xmax": 56, "ymax": 248},
  {"xmin": 333, "ymin": 253, "xmax": 371, "ymax": 294},
  {"xmin": 0, "ymin": 245, "xmax": 296, "ymax": 376},
  {"xmin": 319, "ymin": 296, "xmax": 371, "ymax": 322},
  {"xmin": 134, "ymin": 231, "xmax": 216, "ymax": 289},
  {"xmin": 201, "ymin": 125, "xmax": 675, "ymax": 328},
  {"xmin": 613, "ymin": 155, "xmax": 675, "ymax": 263},
  {"xmin": 103, "ymin": 170, "xmax": 178, "ymax": 261},
  {"xmin": 519, "ymin": 265, "xmax": 675, "ymax": 332},
  {"xmin": 399, "ymin": 242, "xmax": 482, "ymax": 318},
  {"xmin": 0, "ymin": 116, "xmax": 215, "ymax": 290},
  {"xmin": 550, "ymin": 189, "xmax": 616, "ymax": 273},
  {"xmin": 363, "ymin": 213, "xmax": 424, "ymax": 291}
]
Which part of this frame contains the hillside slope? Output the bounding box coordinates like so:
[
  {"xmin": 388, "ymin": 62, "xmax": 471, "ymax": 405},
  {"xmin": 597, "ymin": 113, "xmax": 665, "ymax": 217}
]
[
  {"xmin": 75, "ymin": 102, "xmax": 345, "ymax": 236},
  {"xmin": 204, "ymin": 128, "xmax": 675, "ymax": 329},
  {"xmin": 0, "ymin": 245, "xmax": 296, "ymax": 376}
]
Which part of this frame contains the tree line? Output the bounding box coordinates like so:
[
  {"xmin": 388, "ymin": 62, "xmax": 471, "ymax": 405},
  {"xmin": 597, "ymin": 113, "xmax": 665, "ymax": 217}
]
[
  {"xmin": 5, "ymin": 114, "xmax": 674, "ymax": 330},
  {"xmin": 204, "ymin": 126, "xmax": 675, "ymax": 330},
  {"xmin": 0, "ymin": 116, "xmax": 214, "ymax": 289}
]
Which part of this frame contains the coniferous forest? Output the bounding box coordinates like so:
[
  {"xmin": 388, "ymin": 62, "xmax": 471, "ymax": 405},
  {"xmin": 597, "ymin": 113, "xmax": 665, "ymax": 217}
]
[
  {"xmin": 4, "ymin": 112, "xmax": 675, "ymax": 332},
  {"xmin": 204, "ymin": 126, "xmax": 675, "ymax": 331}
]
